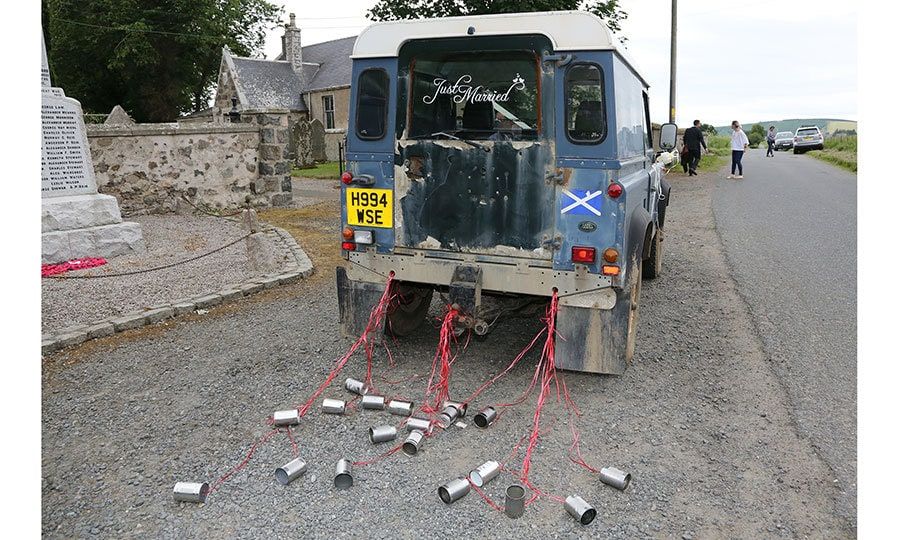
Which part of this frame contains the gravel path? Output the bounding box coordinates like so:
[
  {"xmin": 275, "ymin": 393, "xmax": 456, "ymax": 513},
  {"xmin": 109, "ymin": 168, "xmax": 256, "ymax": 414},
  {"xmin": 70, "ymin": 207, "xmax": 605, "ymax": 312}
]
[
  {"xmin": 41, "ymin": 214, "xmax": 284, "ymax": 335},
  {"xmin": 41, "ymin": 170, "xmax": 851, "ymax": 538}
]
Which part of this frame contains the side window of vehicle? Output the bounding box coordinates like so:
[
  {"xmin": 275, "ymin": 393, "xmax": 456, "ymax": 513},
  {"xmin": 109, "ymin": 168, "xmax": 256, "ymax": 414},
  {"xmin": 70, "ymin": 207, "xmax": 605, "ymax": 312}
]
[
  {"xmin": 565, "ymin": 63, "xmax": 606, "ymax": 144},
  {"xmin": 356, "ymin": 69, "xmax": 389, "ymax": 140}
]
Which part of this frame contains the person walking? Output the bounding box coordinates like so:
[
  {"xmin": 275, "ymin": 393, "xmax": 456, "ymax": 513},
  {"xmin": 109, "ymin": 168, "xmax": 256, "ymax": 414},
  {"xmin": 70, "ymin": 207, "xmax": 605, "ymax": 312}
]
[
  {"xmin": 766, "ymin": 126, "xmax": 776, "ymax": 157},
  {"xmin": 728, "ymin": 121, "xmax": 750, "ymax": 179},
  {"xmin": 683, "ymin": 119, "xmax": 708, "ymax": 176}
]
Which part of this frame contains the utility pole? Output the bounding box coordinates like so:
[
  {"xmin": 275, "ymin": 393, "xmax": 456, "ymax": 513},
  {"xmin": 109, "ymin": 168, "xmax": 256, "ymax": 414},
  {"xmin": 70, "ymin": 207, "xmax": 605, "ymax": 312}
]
[{"xmin": 669, "ymin": 0, "xmax": 677, "ymax": 124}]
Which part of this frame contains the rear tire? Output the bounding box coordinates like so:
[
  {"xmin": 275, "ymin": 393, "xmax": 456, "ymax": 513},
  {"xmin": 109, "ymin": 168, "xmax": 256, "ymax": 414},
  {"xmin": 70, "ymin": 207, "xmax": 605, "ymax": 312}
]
[
  {"xmin": 642, "ymin": 228, "xmax": 663, "ymax": 279},
  {"xmin": 624, "ymin": 261, "xmax": 643, "ymax": 362},
  {"xmin": 385, "ymin": 285, "xmax": 433, "ymax": 337}
]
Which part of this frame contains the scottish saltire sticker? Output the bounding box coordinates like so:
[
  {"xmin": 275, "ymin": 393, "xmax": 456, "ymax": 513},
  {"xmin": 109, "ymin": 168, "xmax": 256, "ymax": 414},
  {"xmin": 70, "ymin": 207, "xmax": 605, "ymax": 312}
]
[{"xmin": 561, "ymin": 189, "xmax": 603, "ymax": 217}]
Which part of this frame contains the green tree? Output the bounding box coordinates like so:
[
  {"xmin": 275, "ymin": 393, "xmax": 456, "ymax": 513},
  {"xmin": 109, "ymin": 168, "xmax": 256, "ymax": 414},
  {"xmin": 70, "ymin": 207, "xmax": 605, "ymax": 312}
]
[
  {"xmin": 748, "ymin": 123, "xmax": 766, "ymax": 148},
  {"xmin": 699, "ymin": 123, "xmax": 717, "ymax": 136},
  {"xmin": 42, "ymin": 0, "xmax": 281, "ymax": 122},
  {"xmin": 368, "ymin": 1, "xmax": 628, "ymax": 39}
]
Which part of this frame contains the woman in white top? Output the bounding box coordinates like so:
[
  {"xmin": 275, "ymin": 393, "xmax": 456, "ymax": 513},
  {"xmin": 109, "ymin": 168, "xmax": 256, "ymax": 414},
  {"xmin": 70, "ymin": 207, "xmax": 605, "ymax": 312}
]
[{"xmin": 728, "ymin": 121, "xmax": 750, "ymax": 179}]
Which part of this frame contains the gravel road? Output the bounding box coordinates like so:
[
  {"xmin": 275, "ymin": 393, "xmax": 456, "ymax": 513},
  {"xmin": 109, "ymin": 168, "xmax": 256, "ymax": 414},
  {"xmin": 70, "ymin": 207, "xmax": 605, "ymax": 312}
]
[
  {"xmin": 42, "ymin": 214, "xmax": 283, "ymax": 335},
  {"xmin": 42, "ymin": 169, "xmax": 850, "ymax": 538},
  {"xmin": 712, "ymin": 150, "xmax": 857, "ymax": 529}
]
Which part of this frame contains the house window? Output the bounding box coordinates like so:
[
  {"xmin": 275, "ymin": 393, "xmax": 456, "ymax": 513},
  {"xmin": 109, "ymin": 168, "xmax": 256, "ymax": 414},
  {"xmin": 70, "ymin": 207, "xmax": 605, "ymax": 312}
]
[{"xmin": 322, "ymin": 95, "xmax": 335, "ymax": 129}]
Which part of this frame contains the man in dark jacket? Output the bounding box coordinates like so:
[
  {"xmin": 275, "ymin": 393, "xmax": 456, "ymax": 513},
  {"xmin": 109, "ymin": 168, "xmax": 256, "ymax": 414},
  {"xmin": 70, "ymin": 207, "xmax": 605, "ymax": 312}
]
[{"xmin": 683, "ymin": 119, "xmax": 708, "ymax": 176}]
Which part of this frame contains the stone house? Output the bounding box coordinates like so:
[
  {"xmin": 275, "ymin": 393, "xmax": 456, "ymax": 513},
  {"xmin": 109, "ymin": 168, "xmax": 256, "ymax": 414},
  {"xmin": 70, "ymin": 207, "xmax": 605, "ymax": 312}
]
[{"xmin": 211, "ymin": 14, "xmax": 355, "ymax": 162}]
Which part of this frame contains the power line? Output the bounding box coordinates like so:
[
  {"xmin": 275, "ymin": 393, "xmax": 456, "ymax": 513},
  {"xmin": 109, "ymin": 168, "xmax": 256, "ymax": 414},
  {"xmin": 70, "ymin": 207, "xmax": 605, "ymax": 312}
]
[{"xmin": 53, "ymin": 17, "xmax": 228, "ymax": 40}]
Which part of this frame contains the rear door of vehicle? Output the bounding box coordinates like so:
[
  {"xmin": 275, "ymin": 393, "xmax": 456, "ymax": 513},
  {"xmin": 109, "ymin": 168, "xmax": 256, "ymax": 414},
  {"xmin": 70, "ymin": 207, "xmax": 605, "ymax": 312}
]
[{"xmin": 392, "ymin": 35, "xmax": 557, "ymax": 261}]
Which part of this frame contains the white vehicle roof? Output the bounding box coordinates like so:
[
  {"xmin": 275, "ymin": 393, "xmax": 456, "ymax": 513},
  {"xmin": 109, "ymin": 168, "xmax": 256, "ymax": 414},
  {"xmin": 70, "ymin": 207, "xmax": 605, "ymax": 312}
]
[{"xmin": 352, "ymin": 10, "xmax": 648, "ymax": 86}]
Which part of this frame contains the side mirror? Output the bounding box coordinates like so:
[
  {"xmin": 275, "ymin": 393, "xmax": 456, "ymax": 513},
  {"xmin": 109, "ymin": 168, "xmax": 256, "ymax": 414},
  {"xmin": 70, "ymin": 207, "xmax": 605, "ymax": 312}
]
[{"xmin": 659, "ymin": 123, "xmax": 678, "ymax": 151}]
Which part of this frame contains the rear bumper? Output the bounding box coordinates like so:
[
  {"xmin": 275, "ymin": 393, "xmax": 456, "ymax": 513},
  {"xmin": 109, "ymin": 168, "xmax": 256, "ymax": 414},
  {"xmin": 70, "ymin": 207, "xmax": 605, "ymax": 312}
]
[
  {"xmin": 793, "ymin": 141, "xmax": 824, "ymax": 150},
  {"xmin": 345, "ymin": 248, "xmax": 615, "ymax": 309}
]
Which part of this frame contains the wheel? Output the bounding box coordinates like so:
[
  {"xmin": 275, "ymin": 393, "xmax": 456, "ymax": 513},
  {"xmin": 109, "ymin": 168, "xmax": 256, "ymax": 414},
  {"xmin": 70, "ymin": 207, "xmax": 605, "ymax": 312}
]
[
  {"xmin": 642, "ymin": 228, "xmax": 663, "ymax": 279},
  {"xmin": 384, "ymin": 285, "xmax": 433, "ymax": 336},
  {"xmin": 793, "ymin": 149, "xmax": 799, "ymax": 154},
  {"xmin": 624, "ymin": 260, "xmax": 643, "ymax": 362}
]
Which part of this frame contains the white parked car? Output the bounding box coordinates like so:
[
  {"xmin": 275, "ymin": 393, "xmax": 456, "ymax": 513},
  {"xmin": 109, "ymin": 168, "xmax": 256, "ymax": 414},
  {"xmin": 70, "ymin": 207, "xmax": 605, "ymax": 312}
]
[{"xmin": 793, "ymin": 126, "xmax": 825, "ymax": 154}]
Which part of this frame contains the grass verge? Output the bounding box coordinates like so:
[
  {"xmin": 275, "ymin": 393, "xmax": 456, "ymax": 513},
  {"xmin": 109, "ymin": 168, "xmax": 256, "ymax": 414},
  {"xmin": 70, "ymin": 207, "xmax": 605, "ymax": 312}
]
[
  {"xmin": 807, "ymin": 136, "xmax": 857, "ymax": 172},
  {"xmin": 292, "ymin": 161, "xmax": 341, "ymax": 179},
  {"xmin": 260, "ymin": 200, "xmax": 342, "ymax": 284}
]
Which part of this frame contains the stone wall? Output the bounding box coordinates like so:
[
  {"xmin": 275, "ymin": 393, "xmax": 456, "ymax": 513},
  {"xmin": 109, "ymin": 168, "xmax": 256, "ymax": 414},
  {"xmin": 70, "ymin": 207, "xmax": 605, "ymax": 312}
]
[{"xmin": 87, "ymin": 121, "xmax": 292, "ymax": 215}]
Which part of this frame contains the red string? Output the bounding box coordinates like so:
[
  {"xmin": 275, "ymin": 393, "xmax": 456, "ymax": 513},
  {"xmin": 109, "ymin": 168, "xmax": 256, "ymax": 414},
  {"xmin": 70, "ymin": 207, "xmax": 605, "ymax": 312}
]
[
  {"xmin": 297, "ymin": 274, "xmax": 396, "ymax": 417},
  {"xmin": 351, "ymin": 443, "xmax": 403, "ymax": 467},
  {"xmin": 422, "ymin": 307, "xmax": 458, "ymax": 412},
  {"xmin": 468, "ymin": 478, "xmax": 505, "ymax": 512},
  {"xmin": 519, "ymin": 292, "xmax": 559, "ymax": 496},
  {"xmin": 462, "ymin": 326, "xmax": 546, "ymax": 406},
  {"xmin": 285, "ymin": 425, "xmax": 299, "ymax": 458},
  {"xmin": 208, "ymin": 428, "xmax": 282, "ymax": 494}
]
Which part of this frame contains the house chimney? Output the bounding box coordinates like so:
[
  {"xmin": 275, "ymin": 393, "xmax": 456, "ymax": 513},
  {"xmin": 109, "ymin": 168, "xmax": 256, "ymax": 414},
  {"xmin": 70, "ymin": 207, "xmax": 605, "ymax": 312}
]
[{"xmin": 283, "ymin": 13, "xmax": 303, "ymax": 73}]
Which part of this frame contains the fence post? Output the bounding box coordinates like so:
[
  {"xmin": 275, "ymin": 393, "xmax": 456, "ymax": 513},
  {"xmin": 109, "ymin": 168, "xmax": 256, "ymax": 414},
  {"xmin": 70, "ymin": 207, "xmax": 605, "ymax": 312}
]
[{"xmin": 242, "ymin": 208, "xmax": 263, "ymax": 271}]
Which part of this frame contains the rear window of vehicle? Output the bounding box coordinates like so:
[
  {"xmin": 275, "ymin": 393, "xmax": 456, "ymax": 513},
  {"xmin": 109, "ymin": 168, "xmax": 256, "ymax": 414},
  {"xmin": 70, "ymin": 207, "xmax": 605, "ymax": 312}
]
[
  {"xmin": 407, "ymin": 50, "xmax": 540, "ymax": 141},
  {"xmin": 776, "ymin": 132, "xmax": 793, "ymax": 138},
  {"xmin": 797, "ymin": 128, "xmax": 820, "ymax": 136},
  {"xmin": 565, "ymin": 63, "xmax": 606, "ymax": 144}
]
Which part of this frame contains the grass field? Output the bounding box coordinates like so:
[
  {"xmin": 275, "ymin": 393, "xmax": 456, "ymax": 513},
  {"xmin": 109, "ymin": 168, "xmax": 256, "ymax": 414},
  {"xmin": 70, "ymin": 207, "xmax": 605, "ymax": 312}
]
[
  {"xmin": 808, "ymin": 136, "xmax": 857, "ymax": 172},
  {"xmin": 292, "ymin": 161, "xmax": 341, "ymax": 179}
]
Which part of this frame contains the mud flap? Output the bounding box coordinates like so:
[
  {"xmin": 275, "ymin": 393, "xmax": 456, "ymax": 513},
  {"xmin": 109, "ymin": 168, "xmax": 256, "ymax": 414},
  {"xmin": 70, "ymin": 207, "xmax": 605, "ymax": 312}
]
[
  {"xmin": 555, "ymin": 296, "xmax": 630, "ymax": 375},
  {"xmin": 336, "ymin": 266, "xmax": 387, "ymax": 338},
  {"xmin": 554, "ymin": 255, "xmax": 640, "ymax": 376}
]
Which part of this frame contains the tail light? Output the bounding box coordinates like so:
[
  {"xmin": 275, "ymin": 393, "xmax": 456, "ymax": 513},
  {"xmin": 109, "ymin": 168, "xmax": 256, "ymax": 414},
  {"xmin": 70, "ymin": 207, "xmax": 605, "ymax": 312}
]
[
  {"xmin": 607, "ymin": 182, "xmax": 623, "ymax": 199},
  {"xmin": 602, "ymin": 248, "xmax": 618, "ymax": 263},
  {"xmin": 572, "ymin": 246, "xmax": 596, "ymax": 264},
  {"xmin": 341, "ymin": 241, "xmax": 356, "ymax": 251},
  {"xmin": 342, "ymin": 227, "xmax": 354, "ymax": 240},
  {"xmin": 602, "ymin": 265, "xmax": 620, "ymax": 276},
  {"xmin": 341, "ymin": 171, "xmax": 353, "ymax": 184}
]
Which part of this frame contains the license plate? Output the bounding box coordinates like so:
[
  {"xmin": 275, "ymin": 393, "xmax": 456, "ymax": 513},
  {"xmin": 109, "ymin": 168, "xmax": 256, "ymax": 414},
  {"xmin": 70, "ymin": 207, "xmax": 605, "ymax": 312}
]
[
  {"xmin": 803, "ymin": 136, "xmax": 812, "ymax": 140},
  {"xmin": 346, "ymin": 188, "xmax": 393, "ymax": 228}
]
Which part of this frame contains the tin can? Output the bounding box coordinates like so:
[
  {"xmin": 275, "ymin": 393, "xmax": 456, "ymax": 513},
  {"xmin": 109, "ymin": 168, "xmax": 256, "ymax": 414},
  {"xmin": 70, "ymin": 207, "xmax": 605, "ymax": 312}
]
[
  {"xmin": 361, "ymin": 395, "xmax": 386, "ymax": 410},
  {"xmin": 387, "ymin": 399, "xmax": 414, "ymax": 416},
  {"xmin": 369, "ymin": 425, "xmax": 398, "ymax": 444},
  {"xmin": 322, "ymin": 398, "xmax": 346, "ymax": 414},
  {"xmin": 272, "ymin": 409, "xmax": 300, "ymax": 426},
  {"xmin": 437, "ymin": 477, "xmax": 470, "ymax": 504},
  {"xmin": 564, "ymin": 495, "xmax": 597, "ymax": 525},
  {"xmin": 173, "ymin": 482, "xmax": 209, "ymax": 503},
  {"xmin": 334, "ymin": 459, "xmax": 353, "ymax": 489},
  {"xmin": 469, "ymin": 460, "xmax": 501, "ymax": 487},
  {"xmin": 275, "ymin": 457, "xmax": 308, "ymax": 485}
]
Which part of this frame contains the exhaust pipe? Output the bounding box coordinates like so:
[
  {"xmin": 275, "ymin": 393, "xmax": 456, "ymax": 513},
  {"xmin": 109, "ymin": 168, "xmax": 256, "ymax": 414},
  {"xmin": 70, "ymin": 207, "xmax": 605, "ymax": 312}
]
[
  {"xmin": 173, "ymin": 482, "xmax": 209, "ymax": 503},
  {"xmin": 443, "ymin": 400, "xmax": 467, "ymax": 417},
  {"xmin": 402, "ymin": 430, "xmax": 425, "ymax": 456},
  {"xmin": 334, "ymin": 459, "xmax": 353, "ymax": 490},
  {"xmin": 405, "ymin": 417, "xmax": 433, "ymax": 433},
  {"xmin": 272, "ymin": 409, "xmax": 300, "ymax": 426},
  {"xmin": 599, "ymin": 466, "xmax": 631, "ymax": 491},
  {"xmin": 437, "ymin": 477, "xmax": 470, "ymax": 504},
  {"xmin": 322, "ymin": 398, "xmax": 346, "ymax": 415},
  {"xmin": 504, "ymin": 484, "xmax": 526, "ymax": 518},
  {"xmin": 564, "ymin": 495, "xmax": 597, "ymax": 525},
  {"xmin": 344, "ymin": 377, "xmax": 369, "ymax": 396},
  {"xmin": 473, "ymin": 406, "xmax": 497, "ymax": 428},
  {"xmin": 361, "ymin": 395, "xmax": 386, "ymax": 410},
  {"xmin": 437, "ymin": 405, "xmax": 461, "ymax": 428},
  {"xmin": 275, "ymin": 457, "xmax": 308, "ymax": 485},
  {"xmin": 469, "ymin": 460, "xmax": 501, "ymax": 487},
  {"xmin": 368, "ymin": 425, "xmax": 398, "ymax": 444},
  {"xmin": 387, "ymin": 399, "xmax": 414, "ymax": 416}
]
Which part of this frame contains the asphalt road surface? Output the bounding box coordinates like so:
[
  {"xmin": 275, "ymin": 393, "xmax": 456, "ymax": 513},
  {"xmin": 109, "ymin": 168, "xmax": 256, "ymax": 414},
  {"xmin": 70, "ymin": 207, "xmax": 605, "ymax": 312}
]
[
  {"xmin": 42, "ymin": 164, "xmax": 853, "ymax": 538},
  {"xmin": 713, "ymin": 149, "xmax": 857, "ymax": 530}
]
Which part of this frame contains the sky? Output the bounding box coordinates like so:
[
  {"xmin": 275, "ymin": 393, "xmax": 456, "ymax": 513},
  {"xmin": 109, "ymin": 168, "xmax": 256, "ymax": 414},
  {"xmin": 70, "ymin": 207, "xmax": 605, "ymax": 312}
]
[{"xmin": 261, "ymin": 0, "xmax": 857, "ymax": 127}]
